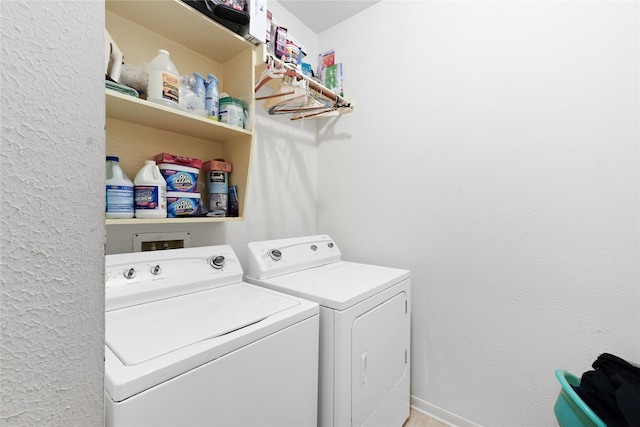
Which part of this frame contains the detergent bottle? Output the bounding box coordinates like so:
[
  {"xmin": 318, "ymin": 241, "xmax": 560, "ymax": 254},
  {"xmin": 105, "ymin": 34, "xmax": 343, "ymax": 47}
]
[
  {"xmin": 134, "ymin": 160, "xmax": 167, "ymax": 219},
  {"xmin": 147, "ymin": 49, "xmax": 180, "ymax": 109},
  {"xmin": 105, "ymin": 156, "xmax": 134, "ymax": 219}
]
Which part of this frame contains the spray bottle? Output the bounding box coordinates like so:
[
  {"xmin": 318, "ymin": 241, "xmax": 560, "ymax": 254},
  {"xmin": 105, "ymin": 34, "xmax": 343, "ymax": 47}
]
[{"xmin": 205, "ymin": 74, "xmax": 219, "ymax": 120}]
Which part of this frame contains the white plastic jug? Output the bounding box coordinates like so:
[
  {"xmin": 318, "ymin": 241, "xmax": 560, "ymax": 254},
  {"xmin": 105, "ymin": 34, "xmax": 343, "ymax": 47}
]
[
  {"xmin": 147, "ymin": 49, "xmax": 180, "ymax": 109},
  {"xmin": 106, "ymin": 156, "xmax": 134, "ymax": 219},
  {"xmin": 134, "ymin": 160, "xmax": 167, "ymax": 219}
]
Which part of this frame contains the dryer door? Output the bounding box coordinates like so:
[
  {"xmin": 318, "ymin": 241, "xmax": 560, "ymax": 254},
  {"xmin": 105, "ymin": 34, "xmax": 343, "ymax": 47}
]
[{"xmin": 351, "ymin": 292, "xmax": 409, "ymax": 427}]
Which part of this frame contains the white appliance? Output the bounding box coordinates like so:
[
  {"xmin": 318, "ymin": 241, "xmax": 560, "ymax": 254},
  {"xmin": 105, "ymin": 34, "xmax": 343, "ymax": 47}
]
[
  {"xmin": 246, "ymin": 235, "xmax": 411, "ymax": 427},
  {"xmin": 105, "ymin": 245, "xmax": 319, "ymax": 427}
]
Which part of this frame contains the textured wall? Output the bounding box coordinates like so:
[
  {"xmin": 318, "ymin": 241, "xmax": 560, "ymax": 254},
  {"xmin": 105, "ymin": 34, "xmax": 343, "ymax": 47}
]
[
  {"xmin": 1, "ymin": 2, "xmax": 105, "ymax": 426},
  {"xmin": 317, "ymin": 2, "xmax": 639, "ymax": 426}
]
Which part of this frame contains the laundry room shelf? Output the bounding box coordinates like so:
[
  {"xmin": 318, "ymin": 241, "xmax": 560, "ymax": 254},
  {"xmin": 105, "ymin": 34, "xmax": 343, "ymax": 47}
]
[
  {"xmin": 105, "ymin": 216, "xmax": 244, "ymax": 226},
  {"xmin": 106, "ymin": 91, "xmax": 252, "ymax": 142},
  {"xmin": 105, "ymin": 0, "xmax": 255, "ymax": 225}
]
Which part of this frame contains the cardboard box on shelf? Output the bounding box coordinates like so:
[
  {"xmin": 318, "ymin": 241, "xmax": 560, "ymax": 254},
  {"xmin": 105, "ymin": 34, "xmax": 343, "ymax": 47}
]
[
  {"xmin": 203, "ymin": 159, "xmax": 233, "ymax": 173},
  {"xmin": 154, "ymin": 153, "xmax": 202, "ymax": 169},
  {"xmin": 245, "ymin": 0, "xmax": 267, "ymax": 45}
]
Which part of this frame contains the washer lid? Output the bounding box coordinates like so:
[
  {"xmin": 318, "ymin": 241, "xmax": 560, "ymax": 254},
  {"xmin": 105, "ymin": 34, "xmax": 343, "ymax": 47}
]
[
  {"xmin": 106, "ymin": 283, "xmax": 298, "ymax": 366},
  {"xmin": 247, "ymin": 261, "xmax": 410, "ymax": 311}
]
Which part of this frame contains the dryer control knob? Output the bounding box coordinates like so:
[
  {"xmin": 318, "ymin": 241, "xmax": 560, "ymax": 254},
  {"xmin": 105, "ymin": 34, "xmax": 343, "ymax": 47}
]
[
  {"xmin": 209, "ymin": 255, "xmax": 225, "ymax": 269},
  {"xmin": 124, "ymin": 268, "xmax": 136, "ymax": 280},
  {"xmin": 310, "ymin": 245, "xmax": 317, "ymax": 251},
  {"xmin": 150, "ymin": 265, "xmax": 161, "ymax": 275},
  {"xmin": 328, "ymin": 242, "xmax": 334, "ymax": 248},
  {"xmin": 269, "ymin": 249, "xmax": 282, "ymax": 261}
]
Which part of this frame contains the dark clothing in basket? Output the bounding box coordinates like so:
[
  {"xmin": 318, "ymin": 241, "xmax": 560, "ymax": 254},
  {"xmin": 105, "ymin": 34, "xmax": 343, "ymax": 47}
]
[{"xmin": 576, "ymin": 353, "xmax": 640, "ymax": 427}]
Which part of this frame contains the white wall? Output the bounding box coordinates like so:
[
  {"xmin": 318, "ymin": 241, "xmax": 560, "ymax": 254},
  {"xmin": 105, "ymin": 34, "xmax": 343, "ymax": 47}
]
[
  {"xmin": 0, "ymin": 1, "xmax": 105, "ymax": 425},
  {"xmin": 3, "ymin": 1, "xmax": 637, "ymax": 426},
  {"xmin": 317, "ymin": 1, "xmax": 639, "ymax": 426}
]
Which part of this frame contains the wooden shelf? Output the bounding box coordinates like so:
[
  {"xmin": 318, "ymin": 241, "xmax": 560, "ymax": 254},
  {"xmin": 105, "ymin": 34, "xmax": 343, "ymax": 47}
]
[
  {"xmin": 106, "ymin": 0, "xmax": 251, "ymax": 63},
  {"xmin": 106, "ymin": 216, "xmax": 244, "ymax": 225},
  {"xmin": 106, "ymin": 90, "xmax": 251, "ymax": 142},
  {"xmin": 105, "ymin": 0, "xmax": 255, "ymax": 226}
]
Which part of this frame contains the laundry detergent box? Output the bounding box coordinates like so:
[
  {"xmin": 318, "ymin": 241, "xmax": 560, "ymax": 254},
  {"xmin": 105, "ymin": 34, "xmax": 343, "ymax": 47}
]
[
  {"xmin": 167, "ymin": 192, "xmax": 200, "ymax": 217},
  {"xmin": 158, "ymin": 163, "xmax": 199, "ymax": 193},
  {"xmin": 203, "ymin": 159, "xmax": 232, "ymax": 173}
]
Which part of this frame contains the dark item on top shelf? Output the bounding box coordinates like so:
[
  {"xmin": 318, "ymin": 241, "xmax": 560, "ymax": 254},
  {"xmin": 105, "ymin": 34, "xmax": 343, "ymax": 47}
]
[{"xmin": 182, "ymin": 0, "xmax": 249, "ymax": 37}]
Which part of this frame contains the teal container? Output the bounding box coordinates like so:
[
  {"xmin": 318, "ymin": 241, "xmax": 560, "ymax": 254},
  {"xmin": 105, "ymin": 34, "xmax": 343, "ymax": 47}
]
[
  {"xmin": 219, "ymin": 97, "xmax": 244, "ymax": 128},
  {"xmin": 554, "ymin": 370, "xmax": 606, "ymax": 427}
]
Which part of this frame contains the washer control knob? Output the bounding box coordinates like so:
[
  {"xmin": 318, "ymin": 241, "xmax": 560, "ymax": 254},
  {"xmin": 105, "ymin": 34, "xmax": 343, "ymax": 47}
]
[
  {"xmin": 209, "ymin": 255, "xmax": 225, "ymax": 269},
  {"xmin": 310, "ymin": 245, "xmax": 318, "ymax": 251},
  {"xmin": 124, "ymin": 268, "xmax": 136, "ymax": 280},
  {"xmin": 269, "ymin": 249, "xmax": 282, "ymax": 261},
  {"xmin": 150, "ymin": 265, "xmax": 161, "ymax": 275},
  {"xmin": 328, "ymin": 242, "xmax": 334, "ymax": 248}
]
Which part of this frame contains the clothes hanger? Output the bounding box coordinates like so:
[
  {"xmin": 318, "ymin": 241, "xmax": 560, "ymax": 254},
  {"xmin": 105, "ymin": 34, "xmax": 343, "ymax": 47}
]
[
  {"xmin": 255, "ymin": 74, "xmax": 297, "ymax": 101},
  {"xmin": 254, "ymin": 55, "xmax": 299, "ymax": 97},
  {"xmin": 263, "ymin": 75, "xmax": 307, "ymax": 111},
  {"xmin": 270, "ymin": 88, "xmax": 333, "ymax": 116}
]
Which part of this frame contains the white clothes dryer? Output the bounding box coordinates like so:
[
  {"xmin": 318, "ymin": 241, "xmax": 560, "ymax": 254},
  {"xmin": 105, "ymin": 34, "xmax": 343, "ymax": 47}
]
[
  {"xmin": 246, "ymin": 235, "xmax": 411, "ymax": 427},
  {"xmin": 105, "ymin": 245, "xmax": 319, "ymax": 427}
]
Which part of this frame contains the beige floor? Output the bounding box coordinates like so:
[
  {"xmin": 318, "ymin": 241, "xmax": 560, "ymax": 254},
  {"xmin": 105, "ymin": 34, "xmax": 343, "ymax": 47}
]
[{"xmin": 403, "ymin": 408, "xmax": 450, "ymax": 427}]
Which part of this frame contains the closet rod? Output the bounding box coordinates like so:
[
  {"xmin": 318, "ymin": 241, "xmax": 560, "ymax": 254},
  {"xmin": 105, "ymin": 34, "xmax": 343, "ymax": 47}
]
[{"xmin": 265, "ymin": 53, "xmax": 350, "ymax": 109}]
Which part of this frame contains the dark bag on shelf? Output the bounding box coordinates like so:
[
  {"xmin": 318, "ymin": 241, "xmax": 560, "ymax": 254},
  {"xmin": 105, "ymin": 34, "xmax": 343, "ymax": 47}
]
[{"xmin": 182, "ymin": 0, "xmax": 249, "ymax": 37}]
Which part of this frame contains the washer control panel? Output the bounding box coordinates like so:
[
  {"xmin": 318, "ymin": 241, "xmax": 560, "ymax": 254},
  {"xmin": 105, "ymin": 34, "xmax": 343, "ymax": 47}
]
[
  {"xmin": 247, "ymin": 235, "xmax": 341, "ymax": 280},
  {"xmin": 105, "ymin": 245, "xmax": 241, "ymax": 311}
]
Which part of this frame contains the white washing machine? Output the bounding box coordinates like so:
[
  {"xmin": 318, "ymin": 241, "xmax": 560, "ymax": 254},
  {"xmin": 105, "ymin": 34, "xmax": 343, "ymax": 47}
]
[
  {"xmin": 246, "ymin": 235, "xmax": 411, "ymax": 427},
  {"xmin": 104, "ymin": 245, "xmax": 319, "ymax": 427}
]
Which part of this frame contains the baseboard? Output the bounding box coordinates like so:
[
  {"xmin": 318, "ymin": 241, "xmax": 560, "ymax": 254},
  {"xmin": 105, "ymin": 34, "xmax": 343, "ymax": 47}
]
[{"xmin": 410, "ymin": 395, "xmax": 482, "ymax": 427}]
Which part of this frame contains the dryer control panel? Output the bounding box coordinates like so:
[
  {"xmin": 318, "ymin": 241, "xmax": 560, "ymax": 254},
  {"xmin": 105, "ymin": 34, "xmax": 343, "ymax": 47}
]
[
  {"xmin": 105, "ymin": 245, "xmax": 243, "ymax": 311},
  {"xmin": 246, "ymin": 235, "xmax": 342, "ymax": 280}
]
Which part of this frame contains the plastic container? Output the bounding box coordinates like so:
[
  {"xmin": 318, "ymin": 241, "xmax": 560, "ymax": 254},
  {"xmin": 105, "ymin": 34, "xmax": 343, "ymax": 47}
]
[
  {"xmin": 205, "ymin": 74, "xmax": 219, "ymax": 121},
  {"xmin": 147, "ymin": 49, "xmax": 180, "ymax": 109},
  {"xmin": 219, "ymin": 97, "xmax": 244, "ymax": 128},
  {"xmin": 554, "ymin": 370, "xmax": 606, "ymax": 427},
  {"xmin": 134, "ymin": 160, "xmax": 167, "ymax": 219},
  {"xmin": 105, "ymin": 156, "xmax": 134, "ymax": 219},
  {"xmin": 167, "ymin": 192, "xmax": 200, "ymax": 217},
  {"xmin": 158, "ymin": 163, "xmax": 199, "ymax": 192}
]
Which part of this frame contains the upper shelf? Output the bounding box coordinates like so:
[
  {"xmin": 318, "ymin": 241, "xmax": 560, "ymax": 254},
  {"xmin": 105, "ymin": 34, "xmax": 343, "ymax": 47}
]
[
  {"xmin": 106, "ymin": 0, "xmax": 253, "ymax": 63},
  {"xmin": 106, "ymin": 90, "xmax": 252, "ymax": 142}
]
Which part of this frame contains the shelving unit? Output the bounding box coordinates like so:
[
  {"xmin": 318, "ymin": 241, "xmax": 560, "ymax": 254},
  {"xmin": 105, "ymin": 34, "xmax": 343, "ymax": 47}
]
[
  {"xmin": 254, "ymin": 46, "xmax": 354, "ymax": 119},
  {"xmin": 105, "ymin": 0, "xmax": 255, "ymax": 225}
]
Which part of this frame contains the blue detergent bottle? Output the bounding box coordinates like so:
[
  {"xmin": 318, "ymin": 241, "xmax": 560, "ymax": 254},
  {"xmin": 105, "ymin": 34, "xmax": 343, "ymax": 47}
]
[
  {"xmin": 205, "ymin": 74, "xmax": 219, "ymax": 121},
  {"xmin": 193, "ymin": 72, "xmax": 206, "ymax": 108}
]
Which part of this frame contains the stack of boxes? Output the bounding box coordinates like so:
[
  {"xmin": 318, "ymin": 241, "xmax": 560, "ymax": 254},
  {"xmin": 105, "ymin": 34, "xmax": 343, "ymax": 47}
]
[
  {"xmin": 155, "ymin": 153, "xmax": 203, "ymax": 218},
  {"xmin": 155, "ymin": 153, "xmax": 238, "ymax": 218}
]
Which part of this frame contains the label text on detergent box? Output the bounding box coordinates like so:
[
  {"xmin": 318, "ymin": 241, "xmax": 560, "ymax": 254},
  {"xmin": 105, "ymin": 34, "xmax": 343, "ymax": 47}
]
[
  {"xmin": 135, "ymin": 186, "xmax": 160, "ymax": 210},
  {"xmin": 167, "ymin": 196, "xmax": 198, "ymax": 217},
  {"xmin": 166, "ymin": 172, "xmax": 196, "ymax": 192}
]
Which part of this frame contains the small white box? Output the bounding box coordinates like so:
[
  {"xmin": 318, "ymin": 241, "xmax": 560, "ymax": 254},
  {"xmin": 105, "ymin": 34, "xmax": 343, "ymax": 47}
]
[{"xmin": 245, "ymin": 0, "xmax": 267, "ymax": 45}]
